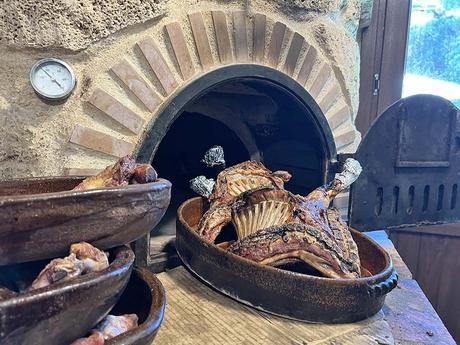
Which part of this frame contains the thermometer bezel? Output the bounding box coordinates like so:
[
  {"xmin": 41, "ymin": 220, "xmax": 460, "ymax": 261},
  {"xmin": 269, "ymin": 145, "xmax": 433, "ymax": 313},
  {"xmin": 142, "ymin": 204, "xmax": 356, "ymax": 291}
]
[{"xmin": 30, "ymin": 58, "xmax": 76, "ymax": 101}]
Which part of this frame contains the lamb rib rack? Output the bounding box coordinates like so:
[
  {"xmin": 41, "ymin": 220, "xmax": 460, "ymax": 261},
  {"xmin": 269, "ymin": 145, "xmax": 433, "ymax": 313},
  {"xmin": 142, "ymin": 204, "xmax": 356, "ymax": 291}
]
[
  {"xmin": 199, "ymin": 187, "xmax": 302, "ymax": 242},
  {"xmin": 197, "ymin": 158, "xmax": 363, "ymax": 279},
  {"xmin": 208, "ymin": 161, "xmax": 291, "ymax": 207},
  {"xmin": 228, "ymin": 223, "xmax": 360, "ymax": 279}
]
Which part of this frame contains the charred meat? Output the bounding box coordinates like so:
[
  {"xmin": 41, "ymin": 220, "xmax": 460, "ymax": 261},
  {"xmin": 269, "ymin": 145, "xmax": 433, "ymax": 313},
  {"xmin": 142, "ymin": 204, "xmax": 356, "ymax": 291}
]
[
  {"xmin": 229, "ymin": 223, "xmax": 360, "ymax": 279},
  {"xmin": 73, "ymin": 156, "xmax": 159, "ymax": 191},
  {"xmin": 132, "ymin": 164, "xmax": 158, "ymax": 184},
  {"xmin": 197, "ymin": 158, "xmax": 363, "ymax": 279},
  {"xmin": 73, "ymin": 155, "xmax": 136, "ymax": 191},
  {"xmin": 199, "ymin": 187, "xmax": 302, "ymax": 242},
  {"xmin": 208, "ymin": 161, "xmax": 291, "ymax": 207},
  {"xmin": 0, "ymin": 287, "xmax": 17, "ymax": 300}
]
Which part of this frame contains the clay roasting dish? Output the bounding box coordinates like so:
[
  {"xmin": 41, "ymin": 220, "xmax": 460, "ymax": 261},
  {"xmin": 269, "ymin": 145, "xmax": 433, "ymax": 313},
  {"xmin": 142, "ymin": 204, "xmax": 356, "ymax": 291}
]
[
  {"xmin": 176, "ymin": 197, "xmax": 398, "ymax": 323},
  {"xmin": 105, "ymin": 268, "xmax": 166, "ymax": 345},
  {"xmin": 0, "ymin": 176, "xmax": 171, "ymax": 265},
  {"xmin": 0, "ymin": 246, "xmax": 135, "ymax": 345}
]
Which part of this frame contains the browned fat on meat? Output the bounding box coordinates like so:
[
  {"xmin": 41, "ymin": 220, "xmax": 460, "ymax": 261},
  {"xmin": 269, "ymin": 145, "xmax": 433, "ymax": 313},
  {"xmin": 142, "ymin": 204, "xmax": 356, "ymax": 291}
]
[
  {"xmin": 209, "ymin": 161, "xmax": 291, "ymax": 207},
  {"xmin": 73, "ymin": 155, "xmax": 136, "ymax": 191},
  {"xmin": 228, "ymin": 223, "xmax": 361, "ymax": 279},
  {"xmin": 132, "ymin": 164, "xmax": 158, "ymax": 184}
]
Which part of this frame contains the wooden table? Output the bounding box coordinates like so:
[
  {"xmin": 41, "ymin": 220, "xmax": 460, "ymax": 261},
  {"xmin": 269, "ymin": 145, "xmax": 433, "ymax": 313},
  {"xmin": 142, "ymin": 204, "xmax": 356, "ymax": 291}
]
[{"xmin": 153, "ymin": 231, "xmax": 455, "ymax": 345}]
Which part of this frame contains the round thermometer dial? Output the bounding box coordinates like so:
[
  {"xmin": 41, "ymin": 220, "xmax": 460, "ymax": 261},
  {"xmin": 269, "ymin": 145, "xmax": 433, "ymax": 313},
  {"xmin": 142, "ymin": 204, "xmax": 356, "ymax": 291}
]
[{"xmin": 30, "ymin": 58, "xmax": 76, "ymax": 101}]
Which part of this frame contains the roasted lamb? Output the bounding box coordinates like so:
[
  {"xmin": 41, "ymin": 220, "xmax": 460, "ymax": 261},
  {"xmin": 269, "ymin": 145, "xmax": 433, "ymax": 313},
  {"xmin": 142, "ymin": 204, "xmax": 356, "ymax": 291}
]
[
  {"xmin": 29, "ymin": 242, "xmax": 108, "ymax": 290},
  {"xmin": 228, "ymin": 223, "xmax": 360, "ymax": 279},
  {"xmin": 70, "ymin": 314, "xmax": 138, "ymax": 344},
  {"xmin": 197, "ymin": 158, "xmax": 363, "ymax": 279},
  {"xmin": 208, "ymin": 160, "xmax": 291, "ymax": 207},
  {"xmin": 73, "ymin": 155, "xmax": 158, "ymax": 191}
]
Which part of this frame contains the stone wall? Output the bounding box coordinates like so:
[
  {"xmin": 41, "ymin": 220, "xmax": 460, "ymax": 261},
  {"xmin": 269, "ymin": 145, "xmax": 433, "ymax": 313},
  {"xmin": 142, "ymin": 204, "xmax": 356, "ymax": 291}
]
[{"xmin": 0, "ymin": 0, "xmax": 368, "ymax": 178}]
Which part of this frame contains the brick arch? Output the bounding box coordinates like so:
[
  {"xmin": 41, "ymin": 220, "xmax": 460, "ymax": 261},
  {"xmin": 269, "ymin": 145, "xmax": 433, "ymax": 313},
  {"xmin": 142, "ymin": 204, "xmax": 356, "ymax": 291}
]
[{"xmin": 67, "ymin": 11, "xmax": 358, "ymax": 174}]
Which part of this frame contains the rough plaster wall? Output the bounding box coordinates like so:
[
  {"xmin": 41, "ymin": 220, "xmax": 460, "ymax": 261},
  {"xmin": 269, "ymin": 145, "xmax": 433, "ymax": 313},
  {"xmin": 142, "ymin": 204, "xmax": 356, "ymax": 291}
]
[
  {"xmin": 0, "ymin": 0, "xmax": 364, "ymax": 179},
  {"xmin": 0, "ymin": 0, "xmax": 166, "ymax": 51}
]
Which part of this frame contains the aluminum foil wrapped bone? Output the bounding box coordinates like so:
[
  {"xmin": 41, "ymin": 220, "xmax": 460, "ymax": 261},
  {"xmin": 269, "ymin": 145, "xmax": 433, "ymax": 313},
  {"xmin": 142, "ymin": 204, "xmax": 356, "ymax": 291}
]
[
  {"xmin": 190, "ymin": 176, "xmax": 216, "ymax": 198},
  {"xmin": 201, "ymin": 145, "xmax": 225, "ymax": 168},
  {"xmin": 334, "ymin": 158, "xmax": 362, "ymax": 189}
]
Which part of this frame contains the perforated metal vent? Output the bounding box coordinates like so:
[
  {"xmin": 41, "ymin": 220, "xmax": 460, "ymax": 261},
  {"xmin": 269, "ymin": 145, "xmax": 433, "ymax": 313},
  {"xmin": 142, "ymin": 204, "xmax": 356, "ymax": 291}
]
[{"xmin": 349, "ymin": 95, "xmax": 460, "ymax": 231}]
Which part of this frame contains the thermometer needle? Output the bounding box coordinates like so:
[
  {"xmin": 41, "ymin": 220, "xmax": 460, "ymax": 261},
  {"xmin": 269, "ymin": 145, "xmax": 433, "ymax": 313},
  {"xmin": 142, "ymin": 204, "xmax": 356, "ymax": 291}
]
[{"xmin": 40, "ymin": 67, "xmax": 64, "ymax": 90}]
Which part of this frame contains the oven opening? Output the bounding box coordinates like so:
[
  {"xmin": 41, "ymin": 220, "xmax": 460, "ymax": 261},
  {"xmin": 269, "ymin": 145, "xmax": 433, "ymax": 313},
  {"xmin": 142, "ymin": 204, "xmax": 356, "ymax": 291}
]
[{"xmin": 137, "ymin": 68, "xmax": 336, "ymax": 266}]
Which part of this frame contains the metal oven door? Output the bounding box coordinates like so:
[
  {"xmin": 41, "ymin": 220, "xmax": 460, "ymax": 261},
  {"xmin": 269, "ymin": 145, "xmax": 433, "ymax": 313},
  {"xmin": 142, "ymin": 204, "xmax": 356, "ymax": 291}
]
[{"xmin": 349, "ymin": 94, "xmax": 460, "ymax": 231}]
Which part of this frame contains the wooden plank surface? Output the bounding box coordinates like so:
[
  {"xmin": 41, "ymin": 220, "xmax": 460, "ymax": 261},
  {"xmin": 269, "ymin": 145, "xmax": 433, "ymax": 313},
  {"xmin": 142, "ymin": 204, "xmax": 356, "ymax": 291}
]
[
  {"xmin": 383, "ymin": 279, "xmax": 456, "ymax": 345},
  {"xmin": 212, "ymin": 11, "xmax": 233, "ymax": 64},
  {"xmin": 165, "ymin": 22, "xmax": 196, "ymax": 80},
  {"xmin": 388, "ymin": 224, "xmax": 460, "ymax": 343},
  {"xmin": 137, "ymin": 37, "xmax": 178, "ymax": 95},
  {"xmin": 153, "ymin": 231, "xmax": 456, "ymax": 344},
  {"xmin": 266, "ymin": 22, "xmax": 286, "ymax": 67},
  {"xmin": 88, "ymin": 88, "xmax": 145, "ymax": 134},
  {"xmin": 69, "ymin": 124, "xmax": 133, "ymax": 157},
  {"xmin": 416, "ymin": 234, "xmax": 445, "ymax": 308},
  {"xmin": 435, "ymin": 236, "xmax": 460, "ymax": 342},
  {"xmin": 188, "ymin": 12, "xmax": 214, "ymax": 70},
  {"xmin": 155, "ymin": 268, "xmax": 393, "ymax": 345},
  {"xmin": 253, "ymin": 13, "xmax": 266, "ymax": 63},
  {"xmin": 389, "ymin": 230, "xmax": 421, "ymax": 275},
  {"xmin": 111, "ymin": 60, "xmax": 161, "ymax": 112},
  {"xmin": 232, "ymin": 11, "xmax": 249, "ymax": 62}
]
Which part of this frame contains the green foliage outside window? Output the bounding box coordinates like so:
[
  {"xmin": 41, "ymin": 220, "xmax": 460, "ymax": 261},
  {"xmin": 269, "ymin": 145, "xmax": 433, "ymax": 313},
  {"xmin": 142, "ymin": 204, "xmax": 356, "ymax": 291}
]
[{"xmin": 406, "ymin": 14, "xmax": 460, "ymax": 85}]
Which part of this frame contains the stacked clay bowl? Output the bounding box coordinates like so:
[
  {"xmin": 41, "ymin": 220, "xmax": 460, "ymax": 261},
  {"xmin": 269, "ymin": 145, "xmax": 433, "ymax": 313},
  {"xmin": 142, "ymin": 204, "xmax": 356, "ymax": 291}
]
[{"xmin": 0, "ymin": 176, "xmax": 171, "ymax": 344}]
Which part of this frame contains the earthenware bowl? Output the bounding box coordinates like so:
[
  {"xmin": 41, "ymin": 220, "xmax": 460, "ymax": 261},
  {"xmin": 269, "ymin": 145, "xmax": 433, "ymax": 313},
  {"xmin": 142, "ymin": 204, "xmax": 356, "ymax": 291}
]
[
  {"xmin": 106, "ymin": 267, "xmax": 166, "ymax": 345},
  {"xmin": 176, "ymin": 197, "xmax": 398, "ymax": 324},
  {"xmin": 0, "ymin": 176, "xmax": 171, "ymax": 265},
  {"xmin": 0, "ymin": 246, "xmax": 135, "ymax": 345}
]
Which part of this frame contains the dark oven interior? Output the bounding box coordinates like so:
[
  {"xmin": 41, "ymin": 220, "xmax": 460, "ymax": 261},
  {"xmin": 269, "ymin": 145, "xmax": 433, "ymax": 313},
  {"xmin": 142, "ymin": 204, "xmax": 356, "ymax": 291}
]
[{"xmin": 150, "ymin": 77, "xmax": 334, "ymax": 238}]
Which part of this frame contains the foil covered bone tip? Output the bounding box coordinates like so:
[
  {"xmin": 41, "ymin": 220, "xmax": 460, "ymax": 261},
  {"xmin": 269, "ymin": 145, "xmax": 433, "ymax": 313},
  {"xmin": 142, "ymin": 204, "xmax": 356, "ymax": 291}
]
[
  {"xmin": 201, "ymin": 145, "xmax": 225, "ymax": 168},
  {"xmin": 190, "ymin": 175, "xmax": 215, "ymax": 198},
  {"xmin": 335, "ymin": 158, "xmax": 362, "ymax": 189}
]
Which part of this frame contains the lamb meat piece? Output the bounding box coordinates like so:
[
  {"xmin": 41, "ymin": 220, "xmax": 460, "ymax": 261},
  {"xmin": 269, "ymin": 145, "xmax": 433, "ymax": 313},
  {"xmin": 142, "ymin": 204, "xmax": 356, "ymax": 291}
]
[
  {"xmin": 297, "ymin": 158, "xmax": 362, "ymax": 238},
  {"xmin": 228, "ymin": 223, "xmax": 360, "ymax": 279},
  {"xmin": 0, "ymin": 287, "xmax": 17, "ymax": 300},
  {"xmin": 73, "ymin": 155, "xmax": 136, "ymax": 191},
  {"xmin": 94, "ymin": 314, "xmax": 138, "ymax": 340},
  {"xmin": 326, "ymin": 208, "xmax": 361, "ymax": 276},
  {"xmin": 199, "ymin": 188, "xmax": 302, "ymax": 242},
  {"xmin": 231, "ymin": 188, "xmax": 302, "ymax": 239},
  {"xmin": 132, "ymin": 164, "xmax": 158, "ymax": 184},
  {"xmin": 209, "ymin": 161, "xmax": 291, "ymax": 207},
  {"xmin": 70, "ymin": 332, "xmax": 105, "ymax": 345},
  {"xmin": 29, "ymin": 253, "xmax": 85, "ymax": 290},
  {"xmin": 198, "ymin": 204, "xmax": 232, "ymax": 243},
  {"xmin": 199, "ymin": 159, "xmax": 363, "ymax": 278},
  {"xmin": 70, "ymin": 242, "xmax": 109, "ymax": 273}
]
